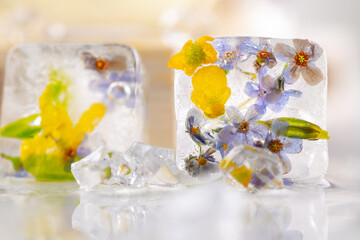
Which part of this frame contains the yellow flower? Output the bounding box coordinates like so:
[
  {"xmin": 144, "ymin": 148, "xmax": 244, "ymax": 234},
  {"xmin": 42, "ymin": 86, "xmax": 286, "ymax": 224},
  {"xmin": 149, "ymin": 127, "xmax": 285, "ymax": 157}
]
[
  {"xmin": 21, "ymin": 68, "xmax": 106, "ymax": 163},
  {"xmin": 191, "ymin": 65, "xmax": 231, "ymax": 118},
  {"xmin": 168, "ymin": 36, "xmax": 218, "ymax": 76}
]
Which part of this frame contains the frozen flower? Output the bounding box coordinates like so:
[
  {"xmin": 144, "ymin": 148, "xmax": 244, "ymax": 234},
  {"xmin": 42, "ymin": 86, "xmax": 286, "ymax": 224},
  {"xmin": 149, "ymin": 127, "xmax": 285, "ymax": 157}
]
[
  {"xmin": 185, "ymin": 108, "xmax": 211, "ymax": 145},
  {"xmin": 239, "ymin": 38, "xmax": 277, "ymax": 71},
  {"xmin": 168, "ymin": 36, "xmax": 218, "ymax": 76},
  {"xmin": 264, "ymin": 120, "xmax": 303, "ymax": 174},
  {"xmin": 191, "ymin": 65, "xmax": 231, "ymax": 118},
  {"xmin": 274, "ymin": 39, "xmax": 324, "ymax": 85},
  {"xmin": 81, "ymin": 52, "xmax": 126, "ymax": 72},
  {"xmin": 184, "ymin": 148, "xmax": 218, "ymax": 177},
  {"xmin": 212, "ymin": 39, "xmax": 244, "ymax": 71},
  {"xmin": 258, "ymin": 67, "xmax": 302, "ymax": 112},
  {"xmin": 218, "ymin": 105, "xmax": 268, "ymax": 148}
]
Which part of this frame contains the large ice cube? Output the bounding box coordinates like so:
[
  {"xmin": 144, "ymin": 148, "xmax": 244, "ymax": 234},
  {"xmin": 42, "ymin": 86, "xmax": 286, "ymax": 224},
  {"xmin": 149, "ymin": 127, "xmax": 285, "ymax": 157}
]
[
  {"xmin": 0, "ymin": 43, "xmax": 146, "ymax": 178},
  {"xmin": 172, "ymin": 36, "xmax": 329, "ymax": 183}
]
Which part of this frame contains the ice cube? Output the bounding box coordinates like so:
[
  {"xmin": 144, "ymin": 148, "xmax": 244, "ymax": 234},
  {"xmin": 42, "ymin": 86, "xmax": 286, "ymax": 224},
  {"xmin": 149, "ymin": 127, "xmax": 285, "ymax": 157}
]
[
  {"xmin": 127, "ymin": 142, "xmax": 180, "ymax": 186},
  {"xmin": 172, "ymin": 36, "xmax": 328, "ymax": 183},
  {"xmin": 71, "ymin": 147, "xmax": 110, "ymax": 189},
  {"xmin": 0, "ymin": 43, "xmax": 146, "ymax": 178},
  {"xmin": 71, "ymin": 142, "xmax": 180, "ymax": 189},
  {"xmin": 220, "ymin": 145, "xmax": 283, "ymax": 191}
]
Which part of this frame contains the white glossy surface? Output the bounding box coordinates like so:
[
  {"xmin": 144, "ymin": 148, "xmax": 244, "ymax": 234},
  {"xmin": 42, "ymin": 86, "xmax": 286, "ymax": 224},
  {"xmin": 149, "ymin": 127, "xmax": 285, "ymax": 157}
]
[{"xmin": 0, "ymin": 173, "xmax": 359, "ymax": 240}]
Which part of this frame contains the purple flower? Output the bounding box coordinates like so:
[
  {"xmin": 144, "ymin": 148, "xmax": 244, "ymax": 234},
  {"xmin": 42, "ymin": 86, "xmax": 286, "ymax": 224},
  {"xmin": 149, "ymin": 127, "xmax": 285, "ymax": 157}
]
[
  {"xmin": 273, "ymin": 39, "xmax": 324, "ymax": 85},
  {"xmin": 258, "ymin": 67, "xmax": 302, "ymax": 112},
  {"xmin": 212, "ymin": 39, "xmax": 245, "ymax": 71},
  {"xmin": 185, "ymin": 108, "xmax": 211, "ymax": 145},
  {"xmin": 218, "ymin": 105, "xmax": 268, "ymax": 149},
  {"xmin": 239, "ymin": 38, "xmax": 277, "ymax": 71},
  {"xmin": 184, "ymin": 148, "xmax": 217, "ymax": 177},
  {"xmin": 264, "ymin": 120, "xmax": 302, "ymax": 174}
]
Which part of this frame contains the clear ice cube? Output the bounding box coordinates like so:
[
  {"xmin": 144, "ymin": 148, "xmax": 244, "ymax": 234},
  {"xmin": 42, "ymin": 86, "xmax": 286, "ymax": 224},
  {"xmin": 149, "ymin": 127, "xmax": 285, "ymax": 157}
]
[
  {"xmin": 127, "ymin": 142, "xmax": 180, "ymax": 186},
  {"xmin": 0, "ymin": 43, "xmax": 146, "ymax": 177},
  {"xmin": 173, "ymin": 36, "xmax": 328, "ymax": 182},
  {"xmin": 220, "ymin": 145, "xmax": 283, "ymax": 191},
  {"xmin": 71, "ymin": 142, "xmax": 180, "ymax": 190}
]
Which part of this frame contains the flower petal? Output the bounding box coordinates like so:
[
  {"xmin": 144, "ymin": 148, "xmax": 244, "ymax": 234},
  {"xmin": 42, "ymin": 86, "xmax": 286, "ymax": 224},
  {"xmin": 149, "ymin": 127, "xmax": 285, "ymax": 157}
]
[
  {"xmin": 301, "ymin": 63, "xmax": 323, "ymax": 86},
  {"xmin": 309, "ymin": 41, "xmax": 324, "ymax": 62},
  {"xmin": 267, "ymin": 93, "xmax": 289, "ymax": 112},
  {"xmin": 226, "ymin": 106, "xmax": 244, "ymax": 125},
  {"xmin": 218, "ymin": 125, "xmax": 237, "ymax": 145},
  {"xmin": 265, "ymin": 89, "xmax": 283, "ymax": 104},
  {"xmin": 244, "ymin": 82, "xmax": 259, "ymax": 98},
  {"xmin": 279, "ymin": 152, "xmax": 292, "ymax": 174},
  {"xmin": 239, "ymin": 40, "xmax": 261, "ymax": 55},
  {"xmin": 249, "ymin": 122, "xmax": 269, "ymax": 140},
  {"xmin": 263, "ymin": 52, "xmax": 277, "ymax": 68},
  {"xmin": 186, "ymin": 107, "xmax": 203, "ymax": 128},
  {"xmin": 260, "ymin": 75, "xmax": 277, "ymax": 90},
  {"xmin": 283, "ymin": 64, "xmax": 300, "ymax": 84},
  {"xmin": 293, "ymin": 39, "xmax": 309, "ymax": 51},
  {"xmin": 245, "ymin": 104, "xmax": 265, "ymax": 122},
  {"xmin": 273, "ymin": 43, "xmax": 296, "ymax": 62},
  {"xmin": 285, "ymin": 90, "xmax": 302, "ymax": 98},
  {"xmin": 282, "ymin": 137, "xmax": 303, "ymax": 154}
]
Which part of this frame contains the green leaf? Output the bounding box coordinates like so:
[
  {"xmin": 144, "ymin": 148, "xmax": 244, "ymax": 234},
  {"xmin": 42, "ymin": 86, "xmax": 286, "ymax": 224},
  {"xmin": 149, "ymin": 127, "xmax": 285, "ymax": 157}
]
[
  {"xmin": 22, "ymin": 154, "xmax": 74, "ymax": 181},
  {"xmin": 0, "ymin": 114, "xmax": 42, "ymax": 140},
  {"xmin": 259, "ymin": 117, "xmax": 330, "ymax": 140},
  {"xmin": 223, "ymin": 69, "xmax": 229, "ymax": 75},
  {"xmin": 1, "ymin": 154, "xmax": 22, "ymax": 170}
]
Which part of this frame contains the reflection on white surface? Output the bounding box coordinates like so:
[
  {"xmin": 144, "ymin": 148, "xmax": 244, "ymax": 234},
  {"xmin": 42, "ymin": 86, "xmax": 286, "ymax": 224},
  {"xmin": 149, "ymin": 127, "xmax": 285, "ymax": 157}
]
[
  {"xmin": 0, "ymin": 178, "xmax": 360, "ymax": 239},
  {"xmin": 72, "ymin": 183, "xmax": 327, "ymax": 240}
]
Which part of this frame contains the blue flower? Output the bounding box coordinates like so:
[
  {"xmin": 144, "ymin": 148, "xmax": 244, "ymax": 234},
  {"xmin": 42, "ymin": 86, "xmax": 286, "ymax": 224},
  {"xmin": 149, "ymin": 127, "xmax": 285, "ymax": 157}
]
[
  {"xmin": 258, "ymin": 67, "xmax": 302, "ymax": 112},
  {"xmin": 264, "ymin": 120, "xmax": 303, "ymax": 174},
  {"xmin": 185, "ymin": 108, "xmax": 212, "ymax": 145},
  {"xmin": 184, "ymin": 148, "xmax": 217, "ymax": 177},
  {"xmin": 212, "ymin": 39, "xmax": 245, "ymax": 71},
  {"xmin": 239, "ymin": 38, "xmax": 277, "ymax": 71},
  {"xmin": 217, "ymin": 105, "xmax": 268, "ymax": 149}
]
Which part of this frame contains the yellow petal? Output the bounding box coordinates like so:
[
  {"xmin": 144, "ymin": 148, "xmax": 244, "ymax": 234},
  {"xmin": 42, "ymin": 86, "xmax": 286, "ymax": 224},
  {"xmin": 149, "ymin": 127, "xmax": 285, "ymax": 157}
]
[
  {"xmin": 69, "ymin": 103, "xmax": 106, "ymax": 148},
  {"xmin": 190, "ymin": 65, "xmax": 231, "ymax": 118},
  {"xmin": 230, "ymin": 165, "xmax": 252, "ymax": 187},
  {"xmin": 167, "ymin": 36, "xmax": 217, "ymax": 76}
]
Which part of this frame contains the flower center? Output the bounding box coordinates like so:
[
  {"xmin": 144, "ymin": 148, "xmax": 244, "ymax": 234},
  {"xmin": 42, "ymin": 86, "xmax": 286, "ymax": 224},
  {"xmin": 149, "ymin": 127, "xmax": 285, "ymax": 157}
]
[
  {"xmin": 222, "ymin": 144, "xmax": 228, "ymax": 151},
  {"xmin": 238, "ymin": 121, "xmax": 249, "ymax": 133},
  {"xmin": 185, "ymin": 43, "xmax": 206, "ymax": 67},
  {"xmin": 224, "ymin": 51, "xmax": 236, "ymax": 61},
  {"xmin": 294, "ymin": 51, "xmax": 310, "ymax": 67},
  {"xmin": 198, "ymin": 157, "xmax": 208, "ymax": 166},
  {"xmin": 190, "ymin": 127, "xmax": 200, "ymax": 134},
  {"xmin": 268, "ymin": 139, "xmax": 283, "ymax": 153},
  {"xmin": 65, "ymin": 148, "xmax": 76, "ymax": 159},
  {"xmin": 258, "ymin": 50, "xmax": 269, "ymax": 59},
  {"xmin": 95, "ymin": 59, "xmax": 107, "ymax": 70}
]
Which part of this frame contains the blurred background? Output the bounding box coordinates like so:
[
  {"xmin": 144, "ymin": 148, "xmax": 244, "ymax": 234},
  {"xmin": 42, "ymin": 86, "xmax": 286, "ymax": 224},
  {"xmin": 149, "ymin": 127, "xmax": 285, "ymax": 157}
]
[{"xmin": 0, "ymin": 0, "xmax": 359, "ymax": 182}]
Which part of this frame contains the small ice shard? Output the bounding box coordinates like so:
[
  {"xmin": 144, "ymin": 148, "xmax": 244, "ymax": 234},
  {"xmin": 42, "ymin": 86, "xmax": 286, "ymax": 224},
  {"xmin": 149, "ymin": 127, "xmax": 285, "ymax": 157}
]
[
  {"xmin": 220, "ymin": 145, "xmax": 283, "ymax": 191},
  {"xmin": 71, "ymin": 142, "xmax": 180, "ymax": 190},
  {"xmin": 127, "ymin": 142, "xmax": 180, "ymax": 186},
  {"xmin": 71, "ymin": 147, "xmax": 111, "ymax": 189}
]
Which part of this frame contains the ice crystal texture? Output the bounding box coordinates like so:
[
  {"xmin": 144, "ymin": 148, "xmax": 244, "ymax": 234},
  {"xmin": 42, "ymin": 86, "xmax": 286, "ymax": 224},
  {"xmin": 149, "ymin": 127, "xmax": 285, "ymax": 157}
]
[
  {"xmin": 0, "ymin": 43, "xmax": 146, "ymax": 175},
  {"xmin": 220, "ymin": 145, "xmax": 284, "ymax": 191},
  {"xmin": 71, "ymin": 142, "xmax": 180, "ymax": 190},
  {"xmin": 173, "ymin": 36, "xmax": 328, "ymax": 182}
]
